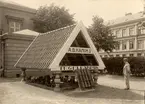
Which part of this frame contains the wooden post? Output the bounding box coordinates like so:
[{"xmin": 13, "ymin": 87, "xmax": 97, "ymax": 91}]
[
  {"xmin": 54, "ymin": 71, "xmax": 61, "ymax": 91},
  {"xmin": 21, "ymin": 68, "xmax": 26, "ymax": 82}
]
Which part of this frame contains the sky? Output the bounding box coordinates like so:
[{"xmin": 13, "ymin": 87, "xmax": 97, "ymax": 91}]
[{"xmin": 10, "ymin": 0, "xmax": 144, "ymax": 26}]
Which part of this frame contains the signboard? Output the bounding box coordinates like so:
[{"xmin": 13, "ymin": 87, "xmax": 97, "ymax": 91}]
[
  {"xmin": 67, "ymin": 47, "xmax": 92, "ymax": 54},
  {"xmin": 60, "ymin": 66, "xmax": 98, "ymax": 71}
]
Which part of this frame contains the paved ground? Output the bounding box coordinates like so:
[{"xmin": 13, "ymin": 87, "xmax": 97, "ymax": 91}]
[{"xmin": 0, "ymin": 75, "xmax": 144, "ymax": 104}]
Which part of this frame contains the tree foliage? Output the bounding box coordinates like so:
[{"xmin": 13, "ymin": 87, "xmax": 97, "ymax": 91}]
[
  {"xmin": 88, "ymin": 16, "xmax": 118, "ymax": 52},
  {"xmin": 33, "ymin": 4, "xmax": 75, "ymax": 33}
]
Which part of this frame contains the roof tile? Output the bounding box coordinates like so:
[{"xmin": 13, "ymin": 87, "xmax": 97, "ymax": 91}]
[
  {"xmin": 15, "ymin": 24, "xmax": 76, "ymax": 69},
  {"xmin": 106, "ymin": 12, "xmax": 145, "ymax": 26}
]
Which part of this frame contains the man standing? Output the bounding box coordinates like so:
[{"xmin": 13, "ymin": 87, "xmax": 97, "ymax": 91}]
[{"xmin": 123, "ymin": 58, "xmax": 131, "ymax": 90}]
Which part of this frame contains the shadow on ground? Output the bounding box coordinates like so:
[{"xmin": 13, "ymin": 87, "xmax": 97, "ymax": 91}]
[
  {"xmin": 104, "ymin": 75, "xmax": 145, "ymax": 82},
  {"xmin": 63, "ymin": 85, "xmax": 144, "ymax": 100},
  {"xmin": 0, "ymin": 78, "xmax": 21, "ymax": 83}
]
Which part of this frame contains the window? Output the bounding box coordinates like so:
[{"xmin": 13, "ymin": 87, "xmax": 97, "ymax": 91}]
[
  {"xmin": 129, "ymin": 54, "xmax": 134, "ymax": 57},
  {"xmin": 122, "ymin": 40, "xmax": 127, "ymax": 50},
  {"xmin": 9, "ymin": 21, "xmax": 21, "ymax": 32},
  {"xmin": 137, "ymin": 40, "xmax": 144, "ymax": 49},
  {"xmin": 141, "ymin": 22, "xmax": 145, "ymax": 34},
  {"xmin": 116, "ymin": 29, "xmax": 121, "ymax": 37},
  {"xmin": 110, "ymin": 55, "xmax": 114, "ymax": 57},
  {"xmin": 5, "ymin": 15, "xmax": 23, "ymax": 33},
  {"xmin": 129, "ymin": 27, "xmax": 135, "ymax": 36},
  {"xmin": 137, "ymin": 53, "xmax": 142, "ymax": 56},
  {"xmin": 111, "ymin": 30, "xmax": 116, "ymax": 37},
  {"xmin": 116, "ymin": 54, "xmax": 120, "ymax": 57},
  {"xmin": 141, "ymin": 28, "xmax": 145, "ymax": 34},
  {"xmin": 122, "ymin": 29, "xmax": 127, "ymax": 37},
  {"xmin": 16, "ymin": 74, "xmax": 20, "ymax": 78},
  {"xmin": 122, "ymin": 54, "xmax": 126, "ymax": 57},
  {"xmin": 129, "ymin": 40, "xmax": 134, "ymax": 49},
  {"xmin": 116, "ymin": 41, "xmax": 120, "ymax": 50}
]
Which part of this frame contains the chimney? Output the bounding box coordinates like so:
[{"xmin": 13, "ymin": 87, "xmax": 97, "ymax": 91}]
[
  {"xmin": 142, "ymin": 0, "xmax": 145, "ymax": 14},
  {"xmin": 143, "ymin": 4, "xmax": 145, "ymax": 14},
  {"xmin": 125, "ymin": 13, "xmax": 132, "ymax": 16}
]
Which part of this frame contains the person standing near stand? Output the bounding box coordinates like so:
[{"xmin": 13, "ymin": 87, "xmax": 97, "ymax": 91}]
[{"xmin": 123, "ymin": 58, "xmax": 131, "ymax": 90}]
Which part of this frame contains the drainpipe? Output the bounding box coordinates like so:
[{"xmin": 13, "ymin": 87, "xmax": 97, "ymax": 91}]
[
  {"xmin": 1, "ymin": 39, "xmax": 5, "ymax": 77},
  {"xmin": 0, "ymin": 28, "xmax": 5, "ymax": 77},
  {"xmin": 0, "ymin": 7, "xmax": 5, "ymax": 77}
]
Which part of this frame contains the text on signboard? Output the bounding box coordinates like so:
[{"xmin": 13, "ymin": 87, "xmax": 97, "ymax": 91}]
[{"xmin": 67, "ymin": 47, "xmax": 92, "ymax": 54}]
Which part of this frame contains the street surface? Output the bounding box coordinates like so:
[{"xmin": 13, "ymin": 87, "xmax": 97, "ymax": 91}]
[{"xmin": 0, "ymin": 75, "xmax": 144, "ymax": 104}]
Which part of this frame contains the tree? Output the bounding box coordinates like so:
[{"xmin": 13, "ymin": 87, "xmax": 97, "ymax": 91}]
[
  {"xmin": 33, "ymin": 4, "xmax": 75, "ymax": 33},
  {"xmin": 88, "ymin": 16, "xmax": 118, "ymax": 53}
]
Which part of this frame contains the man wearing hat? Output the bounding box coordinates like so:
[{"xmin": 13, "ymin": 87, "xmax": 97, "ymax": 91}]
[{"xmin": 123, "ymin": 58, "xmax": 131, "ymax": 90}]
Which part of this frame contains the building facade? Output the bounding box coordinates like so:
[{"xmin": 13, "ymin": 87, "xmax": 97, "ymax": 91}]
[
  {"xmin": 0, "ymin": 0, "xmax": 36, "ymax": 34},
  {"xmin": 0, "ymin": 0, "xmax": 36, "ymax": 77},
  {"xmin": 1, "ymin": 33, "xmax": 36, "ymax": 77},
  {"xmin": 99, "ymin": 12, "xmax": 145, "ymax": 58}
]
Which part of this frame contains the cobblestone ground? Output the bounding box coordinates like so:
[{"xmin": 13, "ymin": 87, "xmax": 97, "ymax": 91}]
[{"xmin": 0, "ymin": 75, "xmax": 144, "ymax": 104}]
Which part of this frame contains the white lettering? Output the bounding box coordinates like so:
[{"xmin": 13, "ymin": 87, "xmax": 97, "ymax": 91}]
[
  {"xmin": 60, "ymin": 66, "xmax": 98, "ymax": 71},
  {"xmin": 67, "ymin": 47, "xmax": 92, "ymax": 54}
]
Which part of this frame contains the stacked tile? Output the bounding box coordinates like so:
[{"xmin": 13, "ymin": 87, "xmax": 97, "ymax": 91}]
[{"xmin": 76, "ymin": 68, "xmax": 94, "ymax": 90}]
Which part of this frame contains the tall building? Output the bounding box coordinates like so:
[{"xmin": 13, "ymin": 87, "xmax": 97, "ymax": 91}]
[
  {"xmin": 99, "ymin": 11, "xmax": 145, "ymax": 58},
  {"xmin": 0, "ymin": 0, "xmax": 36, "ymax": 34}
]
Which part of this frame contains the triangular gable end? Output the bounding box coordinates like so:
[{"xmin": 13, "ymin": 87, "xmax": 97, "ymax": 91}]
[
  {"xmin": 50, "ymin": 21, "xmax": 105, "ymax": 70},
  {"xmin": 70, "ymin": 31, "xmax": 90, "ymax": 48}
]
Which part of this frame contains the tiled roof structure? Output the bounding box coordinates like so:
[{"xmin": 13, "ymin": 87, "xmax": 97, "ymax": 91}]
[
  {"xmin": 105, "ymin": 11, "xmax": 145, "ymax": 26},
  {"xmin": 15, "ymin": 24, "xmax": 76, "ymax": 69},
  {"xmin": 0, "ymin": 0, "xmax": 36, "ymax": 13}
]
